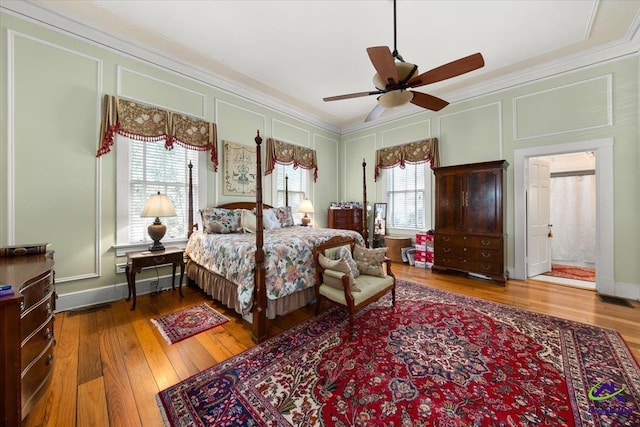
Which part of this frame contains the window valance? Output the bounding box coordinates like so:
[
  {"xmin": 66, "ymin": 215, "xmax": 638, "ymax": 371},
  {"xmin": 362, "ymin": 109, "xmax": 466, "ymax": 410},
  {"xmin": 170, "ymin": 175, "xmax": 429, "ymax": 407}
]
[
  {"xmin": 265, "ymin": 138, "xmax": 318, "ymax": 181},
  {"xmin": 374, "ymin": 137, "xmax": 439, "ymax": 181},
  {"xmin": 96, "ymin": 94, "xmax": 218, "ymax": 170}
]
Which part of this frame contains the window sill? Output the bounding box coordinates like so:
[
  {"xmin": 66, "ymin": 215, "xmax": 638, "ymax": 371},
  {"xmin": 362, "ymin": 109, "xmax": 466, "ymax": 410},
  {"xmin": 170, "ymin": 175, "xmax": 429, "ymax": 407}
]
[{"xmin": 113, "ymin": 238, "xmax": 188, "ymax": 257}]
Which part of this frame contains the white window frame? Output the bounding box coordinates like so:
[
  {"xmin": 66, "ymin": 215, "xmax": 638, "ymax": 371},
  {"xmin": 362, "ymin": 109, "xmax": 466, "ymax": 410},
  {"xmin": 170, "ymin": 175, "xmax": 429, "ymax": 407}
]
[
  {"xmin": 114, "ymin": 136, "xmax": 207, "ymax": 256},
  {"xmin": 271, "ymin": 163, "xmax": 311, "ymax": 225},
  {"xmin": 381, "ymin": 162, "xmax": 432, "ymax": 232}
]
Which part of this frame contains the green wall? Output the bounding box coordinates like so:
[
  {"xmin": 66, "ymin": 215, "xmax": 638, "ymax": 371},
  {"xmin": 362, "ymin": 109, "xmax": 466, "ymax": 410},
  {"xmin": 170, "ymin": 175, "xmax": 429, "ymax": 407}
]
[{"xmin": 1, "ymin": 10, "xmax": 638, "ymax": 306}]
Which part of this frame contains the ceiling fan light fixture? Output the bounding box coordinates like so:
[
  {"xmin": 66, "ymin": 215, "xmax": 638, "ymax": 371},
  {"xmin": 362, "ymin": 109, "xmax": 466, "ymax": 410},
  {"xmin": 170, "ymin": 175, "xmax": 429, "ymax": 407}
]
[
  {"xmin": 373, "ymin": 62, "xmax": 418, "ymax": 90},
  {"xmin": 378, "ymin": 90, "xmax": 413, "ymax": 108}
]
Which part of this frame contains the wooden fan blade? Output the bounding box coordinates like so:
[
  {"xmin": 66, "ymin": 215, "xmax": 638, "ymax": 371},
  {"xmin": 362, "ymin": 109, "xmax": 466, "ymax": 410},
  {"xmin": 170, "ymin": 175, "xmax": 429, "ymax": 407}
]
[
  {"xmin": 410, "ymin": 91, "xmax": 449, "ymax": 111},
  {"xmin": 367, "ymin": 46, "xmax": 399, "ymax": 86},
  {"xmin": 408, "ymin": 53, "xmax": 484, "ymax": 88},
  {"xmin": 323, "ymin": 90, "xmax": 382, "ymax": 102},
  {"xmin": 365, "ymin": 104, "xmax": 385, "ymax": 122}
]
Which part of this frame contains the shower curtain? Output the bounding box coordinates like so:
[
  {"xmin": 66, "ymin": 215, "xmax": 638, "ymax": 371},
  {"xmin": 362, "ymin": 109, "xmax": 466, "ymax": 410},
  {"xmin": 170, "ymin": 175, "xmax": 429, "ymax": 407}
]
[{"xmin": 550, "ymin": 174, "xmax": 596, "ymax": 265}]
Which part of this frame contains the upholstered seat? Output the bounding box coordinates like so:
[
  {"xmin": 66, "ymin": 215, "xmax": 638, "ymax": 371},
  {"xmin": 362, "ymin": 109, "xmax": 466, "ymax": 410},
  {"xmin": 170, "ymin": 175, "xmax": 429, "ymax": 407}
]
[{"xmin": 312, "ymin": 236, "xmax": 395, "ymax": 320}]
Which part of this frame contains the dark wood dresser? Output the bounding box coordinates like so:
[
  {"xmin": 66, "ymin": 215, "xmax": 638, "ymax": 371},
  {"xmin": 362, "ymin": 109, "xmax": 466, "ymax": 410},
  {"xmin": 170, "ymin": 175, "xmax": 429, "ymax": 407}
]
[
  {"xmin": 328, "ymin": 208, "xmax": 363, "ymax": 237},
  {"xmin": 433, "ymin": 160, "xmax": 508, "ymax": 283},
  {"xmin": 0, "ymin": 252, "xmax": 56, "ymax": 426}
]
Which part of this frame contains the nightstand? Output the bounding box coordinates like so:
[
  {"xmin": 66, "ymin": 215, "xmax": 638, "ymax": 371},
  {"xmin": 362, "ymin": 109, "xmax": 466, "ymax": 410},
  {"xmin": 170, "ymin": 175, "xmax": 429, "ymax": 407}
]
[{"xmin": 125, "ymin": 247, "xmax": 184, "ymax": 310}]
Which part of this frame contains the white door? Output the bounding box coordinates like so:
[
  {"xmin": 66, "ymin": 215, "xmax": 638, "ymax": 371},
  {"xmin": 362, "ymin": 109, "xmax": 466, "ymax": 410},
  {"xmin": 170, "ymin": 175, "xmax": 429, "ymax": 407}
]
[{"xmin": 527, "ymin": 158, "xmax": 551, "ymax": 277}]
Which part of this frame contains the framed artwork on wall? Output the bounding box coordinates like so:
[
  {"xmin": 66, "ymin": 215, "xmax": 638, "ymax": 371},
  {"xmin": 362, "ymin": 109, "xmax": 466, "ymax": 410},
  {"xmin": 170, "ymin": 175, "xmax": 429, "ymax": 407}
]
[{"xmin": 223, "ymin": 140, "xmax": 257, "ymax": 196}]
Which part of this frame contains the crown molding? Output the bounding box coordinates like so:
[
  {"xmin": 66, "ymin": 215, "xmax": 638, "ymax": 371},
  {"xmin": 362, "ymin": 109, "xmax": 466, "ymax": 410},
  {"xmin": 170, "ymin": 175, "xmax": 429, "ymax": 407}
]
[
  {"xmin": 2, "ymin": 1, "xmax": 639, "ymax": 137},
  {"xmin": 1, "ymin": 1, "xmax": 341, "ymax": 135}
]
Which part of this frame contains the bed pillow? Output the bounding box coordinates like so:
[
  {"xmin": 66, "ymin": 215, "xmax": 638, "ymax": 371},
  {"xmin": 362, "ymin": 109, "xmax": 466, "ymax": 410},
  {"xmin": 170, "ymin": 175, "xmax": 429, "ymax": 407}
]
[
  {"xmin": 200, "ymin": 208, "xmax": 242, "ymax": 234},
  {"xmin": 241, "ymin": 209, "xmax": 257, "ymax": 233},
  {"xmin": 263, "ymin": 208, "xmax": 281, "ymax": 230},
  {"xmin": 353, "ymin": 244, "xmax": 387, "ymax": 277},
  {"xmin": 272, "ymin": 206, "xmax": 295, "ymax": 227}
]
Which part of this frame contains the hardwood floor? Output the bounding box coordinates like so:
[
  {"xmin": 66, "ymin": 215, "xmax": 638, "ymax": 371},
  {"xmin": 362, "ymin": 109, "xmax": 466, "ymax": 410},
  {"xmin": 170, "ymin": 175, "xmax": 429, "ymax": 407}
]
[{"xmin": 23, "ymin": 264, "xmax": 640, "ymax": 426}]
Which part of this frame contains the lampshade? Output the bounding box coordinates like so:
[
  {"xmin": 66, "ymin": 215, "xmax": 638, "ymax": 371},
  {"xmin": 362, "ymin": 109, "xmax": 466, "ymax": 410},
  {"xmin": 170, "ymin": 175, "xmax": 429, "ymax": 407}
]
[
  {"xmin": 297, "ymin": 199, "xmax": 314, "ymax": 214},
  {"xmin": 378, "ymin": 90, "xmax": 414, "ymax": 108},
  {"xmin": 141, "ymin": 192, "xmax": 176, "ymax": 218},
  {"xmin": 141, "ymin": 192, "xmax": 176, "ymax": 252},
  {"xmin": 297, "ymin": 199, "xmax": 314, "ymax": 226}
]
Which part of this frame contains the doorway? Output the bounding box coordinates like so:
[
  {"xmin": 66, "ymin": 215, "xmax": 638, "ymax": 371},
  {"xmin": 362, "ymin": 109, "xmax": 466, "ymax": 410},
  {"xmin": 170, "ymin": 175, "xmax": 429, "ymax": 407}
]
[
  {"xmin": 528, "ymin": 152, "xmax": 596, "ymax": 290},
  {"xmin": 513, "ymin": 138, "xmax": 615, "ymax": 296}
]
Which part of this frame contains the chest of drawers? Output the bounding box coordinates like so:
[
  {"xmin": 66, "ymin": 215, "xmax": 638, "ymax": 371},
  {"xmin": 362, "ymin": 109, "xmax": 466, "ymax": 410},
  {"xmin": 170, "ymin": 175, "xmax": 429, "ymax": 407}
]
[{"xmin": 0, "ymin": 253, "xmax": 56, "ymax": 426}]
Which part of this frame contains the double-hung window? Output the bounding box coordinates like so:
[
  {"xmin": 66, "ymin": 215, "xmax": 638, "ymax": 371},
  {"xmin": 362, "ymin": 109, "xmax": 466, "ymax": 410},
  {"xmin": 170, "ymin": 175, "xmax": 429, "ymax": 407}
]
[
  {"xmin": 116, "ymin": 137, "xmax": 201, "ymax": 251},
  {"xmin": 274, "ymin": 163, "xmax": 308, "ymax": 224},
  {"xmin": 385, "ymin": 162, "xmax": 430, "ymax": 229}
]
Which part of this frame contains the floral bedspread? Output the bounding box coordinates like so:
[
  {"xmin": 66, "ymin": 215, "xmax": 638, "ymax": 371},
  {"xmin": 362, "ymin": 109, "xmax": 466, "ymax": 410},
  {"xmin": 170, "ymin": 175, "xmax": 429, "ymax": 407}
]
[{"xmin": 185, "ymin": 226, "xmax": 364, "ymax": 312}]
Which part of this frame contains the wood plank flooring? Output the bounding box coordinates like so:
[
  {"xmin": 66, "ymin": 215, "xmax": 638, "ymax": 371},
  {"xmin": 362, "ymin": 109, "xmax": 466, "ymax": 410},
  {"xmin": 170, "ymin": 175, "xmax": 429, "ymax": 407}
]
[{"xmin": 23, "ymin": 264, "xmax": 640, "ymax": 426}]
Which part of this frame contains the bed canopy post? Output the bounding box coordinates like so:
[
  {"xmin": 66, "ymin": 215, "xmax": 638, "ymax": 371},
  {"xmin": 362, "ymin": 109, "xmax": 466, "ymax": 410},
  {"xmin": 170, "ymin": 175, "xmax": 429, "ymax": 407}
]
[
  {"xmin": 285, "ymin": 175, "xmax": 289, "ymax": 207},
  {"xmin": 362, "ymin": 158, "xmax": 369, "ymax": 248},
  {"xmin": 253, "ymin": 130, "xmax": 268, "ymax": 343}
]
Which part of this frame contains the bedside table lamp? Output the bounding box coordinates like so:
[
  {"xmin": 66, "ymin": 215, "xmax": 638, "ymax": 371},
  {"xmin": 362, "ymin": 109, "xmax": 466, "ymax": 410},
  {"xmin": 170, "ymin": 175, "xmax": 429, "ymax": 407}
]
[
  {"xmin": 141, "ymin": 191, "xmax": 176, "ymax": 251},
  {"xmin": 297, "ymin": 199, "xmax": 314, "ymax": 226}
]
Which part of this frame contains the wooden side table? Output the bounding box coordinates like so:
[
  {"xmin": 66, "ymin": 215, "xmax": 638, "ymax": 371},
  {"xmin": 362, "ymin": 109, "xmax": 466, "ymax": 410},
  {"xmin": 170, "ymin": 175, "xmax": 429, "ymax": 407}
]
[{"xmin": 125, "ymin": 247, "xmax": 184, "ymax": 311}]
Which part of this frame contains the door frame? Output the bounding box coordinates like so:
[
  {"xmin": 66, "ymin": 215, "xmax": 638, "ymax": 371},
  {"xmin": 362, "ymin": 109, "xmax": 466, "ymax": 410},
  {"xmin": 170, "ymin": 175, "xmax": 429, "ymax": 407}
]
[{"xmin": 513, "ymin": 138, "xmax": 614, "ymax": 295}]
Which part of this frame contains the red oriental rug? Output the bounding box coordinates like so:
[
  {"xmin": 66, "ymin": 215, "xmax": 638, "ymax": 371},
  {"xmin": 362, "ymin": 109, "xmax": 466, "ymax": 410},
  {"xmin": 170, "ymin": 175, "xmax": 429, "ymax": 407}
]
[
  {"xmin": 157, "ymin": 281, "xmax": 640, "ymax": 426},
  {"xmin": 544, "ymin": 263, "xmax": 596, "ymax": 282},
  {"xmin": 151, "ymin": 303, "xmax": 228, "ymax": 344}
]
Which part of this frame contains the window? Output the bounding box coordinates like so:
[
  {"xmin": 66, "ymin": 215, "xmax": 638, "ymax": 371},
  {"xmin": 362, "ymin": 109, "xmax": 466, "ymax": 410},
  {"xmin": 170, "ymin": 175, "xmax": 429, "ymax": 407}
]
[
  {"xmin": 386, "ymin": 163, "xmax": 428, "ymax": 229},
  {"xmin": 274, "ymin": 163, "xmax": 308, "ymax": 224},
  {"xmin": 116, "ymin": 137, "xmax": 200, "ymax": 249}
]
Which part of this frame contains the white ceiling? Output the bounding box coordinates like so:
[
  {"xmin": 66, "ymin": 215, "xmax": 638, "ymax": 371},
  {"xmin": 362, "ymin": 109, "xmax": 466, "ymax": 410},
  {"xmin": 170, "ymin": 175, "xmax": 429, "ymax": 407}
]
[{"xmin": 7, "ymin": 0, "xmax": 640, "ymax": 133}]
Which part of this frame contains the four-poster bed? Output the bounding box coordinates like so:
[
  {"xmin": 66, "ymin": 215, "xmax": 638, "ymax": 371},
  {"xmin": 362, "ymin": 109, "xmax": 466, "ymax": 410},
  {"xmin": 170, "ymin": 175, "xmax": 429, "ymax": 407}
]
[{"xmin": 185, "ymin": 131, "xmax": 367, "ymax": 343}]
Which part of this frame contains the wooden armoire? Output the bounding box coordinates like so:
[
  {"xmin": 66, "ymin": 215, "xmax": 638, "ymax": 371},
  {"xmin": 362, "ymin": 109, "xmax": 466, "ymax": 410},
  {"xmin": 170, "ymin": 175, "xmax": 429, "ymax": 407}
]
[{"xmin": 433, "ymin": 160, "xmax": 508, "ymax": 283}]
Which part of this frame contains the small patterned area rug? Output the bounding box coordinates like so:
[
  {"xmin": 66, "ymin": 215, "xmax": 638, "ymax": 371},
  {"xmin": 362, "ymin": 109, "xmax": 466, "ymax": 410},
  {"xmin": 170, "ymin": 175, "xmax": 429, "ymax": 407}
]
[
  {"xmin": 151, "ymin": 303, "xmax": 228, "ymax": 345},
  {"xmin": 544, "ymin": 263, "xmax": 596, "ymax": 282},
  {"xmin": 157, "ymin": 281, "xmax": 640, "ymax": 426}
]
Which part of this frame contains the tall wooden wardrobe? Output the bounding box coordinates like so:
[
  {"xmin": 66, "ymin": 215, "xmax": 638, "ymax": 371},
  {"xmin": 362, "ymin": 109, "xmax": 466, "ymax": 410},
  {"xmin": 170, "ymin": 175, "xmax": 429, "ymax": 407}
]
[{"xmin": 433, "ymin": 160, "xmax": 508, "ymax": 283}]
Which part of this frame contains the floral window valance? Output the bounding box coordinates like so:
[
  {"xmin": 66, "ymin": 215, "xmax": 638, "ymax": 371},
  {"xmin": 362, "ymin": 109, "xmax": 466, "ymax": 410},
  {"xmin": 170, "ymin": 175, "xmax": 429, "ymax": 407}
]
[
  {"xmin": 96, "ymin": 94, "xmax": 218, "ymax": 170},
  {"xmin": 374, "ymin": 137, "xmax": 439, "ymax": 181},
  {"xmin": 265, "ymin": 138, "xmax": 318, "ymax": 181}
]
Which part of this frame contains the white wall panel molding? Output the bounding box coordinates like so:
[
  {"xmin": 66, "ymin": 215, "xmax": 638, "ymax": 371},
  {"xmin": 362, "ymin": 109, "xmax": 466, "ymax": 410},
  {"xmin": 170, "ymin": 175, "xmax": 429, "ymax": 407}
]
[
  {"xmin": 439, "ymin": 102, "xmax": 504, "ymax": 159},
  {"xmin": 7, "ymin": 29, "xmax": 102, "ymax": 282},
  {"xmin": 513, "ymin": 75, "xmax": 612, "ymax": 141},
  {"xmin": 381, "ymin": 119, "xmax": 432, "ymax": 147},
  {"xmin": 117, "ymin": 66, "xmax": 208, "ymax": 118},
  {"xmin": 272, "ymin": 118, "xmax": 311, "ymax": 147}
]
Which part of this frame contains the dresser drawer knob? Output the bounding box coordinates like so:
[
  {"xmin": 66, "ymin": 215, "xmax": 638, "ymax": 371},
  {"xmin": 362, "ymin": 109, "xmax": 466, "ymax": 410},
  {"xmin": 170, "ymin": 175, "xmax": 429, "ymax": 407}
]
[
  {"xmin": 481, "ymin": 240, "xmax": 491, "ymax": 246},
  {"xmin": 482, "ymin": 252, "xmax": 492, "ymax": 258},
  {"xmin": 45, "ymin": 328, "xmax": 52, "ymax": 340},
  {"xmin": 46, "ymin": 302, "xmax": 52, "ymax": 315},
  {"xmin": 20, "ymin": 301, "xmax": 25, "ymax": 312},
  {"xmin": 46, "ymin": 354, "xmax": 54, "ymax": 365}
]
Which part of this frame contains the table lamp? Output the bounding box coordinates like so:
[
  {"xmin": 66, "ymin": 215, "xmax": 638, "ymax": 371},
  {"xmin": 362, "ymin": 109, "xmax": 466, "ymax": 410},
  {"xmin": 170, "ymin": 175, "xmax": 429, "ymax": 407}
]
[
  {"xmin": 141, "ymin": 191, "xmax": 176, "ymax": 251},
  {"xmin": 297, "ymin": 199, "xmax": 314, "ymax": 226}
]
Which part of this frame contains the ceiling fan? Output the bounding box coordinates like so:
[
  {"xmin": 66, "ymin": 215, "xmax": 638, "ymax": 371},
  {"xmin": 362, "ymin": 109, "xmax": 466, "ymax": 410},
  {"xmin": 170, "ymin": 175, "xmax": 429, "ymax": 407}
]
[{"xmin": 323, "ymin": 0, "xmax": 485, "ymax": 122}]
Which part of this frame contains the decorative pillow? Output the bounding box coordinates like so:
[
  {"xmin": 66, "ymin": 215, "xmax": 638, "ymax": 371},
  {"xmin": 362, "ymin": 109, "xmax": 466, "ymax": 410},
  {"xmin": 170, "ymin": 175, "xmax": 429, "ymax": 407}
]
[
  {"xmin": 353, "ymin": 244, "xmax": 387, "ymax": 277},
  {"xmin": 263, "ymin": 209, "xmax": 281, "ymax": 230},
  {"xmin": 241, "ymin": 209, "xmax": 257, "ymax": 233},
  {"xmin": 200, "ymin": 208, "xmax": 242, "ymax": 234},
  {"xmin": 339, "ymin": 246, "xmax": 360, "ymax": 277},
  {"xmin": 272, "ymin": 206, "xmax": 294, "ymax": 227},
  {"xmin": 318, "ymin": 254, "xmax": 361, "ymax": 292},
  {"xmin": 318, "ymin": 253, "xmax": 352, "ymax": 274},
  {"xmin": 322, "ymin": 271, "xmax": 361, "ymax": 292}
]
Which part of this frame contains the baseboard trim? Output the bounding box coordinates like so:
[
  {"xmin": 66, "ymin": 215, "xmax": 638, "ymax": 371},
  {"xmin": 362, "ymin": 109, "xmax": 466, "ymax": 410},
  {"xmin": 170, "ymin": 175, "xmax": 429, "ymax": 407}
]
[{"xmin": 55, "ymin": 275, "xmax": 177, "ymax": 313}]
